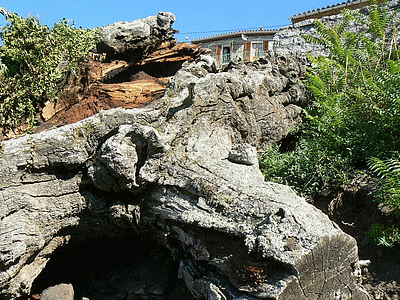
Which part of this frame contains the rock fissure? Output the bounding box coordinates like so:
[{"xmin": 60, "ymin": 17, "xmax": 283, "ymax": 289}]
[
  {"xmin": 297, "ymin": 276, "xmax": 309, "ymax": 299},
  {"xmin": 19, "ymin": 190, "xmax": 80, "ymax": 199}
]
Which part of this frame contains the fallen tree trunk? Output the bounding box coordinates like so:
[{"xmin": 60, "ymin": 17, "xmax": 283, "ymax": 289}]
[{"xmin": 0, "ymin": 54, "xmax": 369, "ymax": 299}]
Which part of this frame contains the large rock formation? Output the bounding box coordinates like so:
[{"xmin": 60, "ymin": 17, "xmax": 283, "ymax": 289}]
[
  {"xmin": 96, "ymin": 11, "xmax": 177, "ymax": 62},
  {"xmin": 0, "ymin": 50, "xmax": 369, "ymax": 299}
]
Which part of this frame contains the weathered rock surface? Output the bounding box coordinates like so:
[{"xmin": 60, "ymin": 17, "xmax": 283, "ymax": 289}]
[
  {"xmin": 0, "ymin": 51, "xmax": 369, "ymax": 300},
  {"xmin": 139, "ymin": 40, "xmax": 210, "ymax": 65},
  {"xmin": 40, "ymin": 283, "xmax": 74, "ymax": 300},
  {"xmin": 96, "ymin": 12, "xmax": 177, "ymax": 62}
]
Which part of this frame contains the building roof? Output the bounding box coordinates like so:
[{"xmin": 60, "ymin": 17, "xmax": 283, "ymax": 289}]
[
  {"xmin": 290, "ymin": 0, "xmax": 374, "ymax": 23},
  {"xmin": 191, "ymin": 29, "xmax": 277, "ymax": 44}
]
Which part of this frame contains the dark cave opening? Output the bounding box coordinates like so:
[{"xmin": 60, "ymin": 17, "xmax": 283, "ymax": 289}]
[
  {"xmin": 103, "ymin": 61, "xmax": 185, "ymax": 84},
  {"xmin": 28, "ymin": 237, "xmax": 195, "ymax": 300},
  {"xmin": 136, "ymin": 62, "xmax": 185, "ymax": 79}
]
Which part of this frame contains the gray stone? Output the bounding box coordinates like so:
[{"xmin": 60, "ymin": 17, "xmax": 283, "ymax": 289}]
[
  {"xmin": 40, "ymin": 283, "xmax": 74, "ymax": 300},
  {"xmin": 148, "ymin": 283, "xmax": 164, "ymax": 295},
  {"xmin": 228, "ymin": 143, "xmax": 258, "ymax": 166},
  {"xmin": 88, "ymin": 123, "xmax": 165, "ymax": 191},
  {"xmin": 96, "ymin": 12, "xmax": 176, "ymax": 61},
  {"xmin": 167, "ymin": 53, "xmax": 306, "ymax": 149}
]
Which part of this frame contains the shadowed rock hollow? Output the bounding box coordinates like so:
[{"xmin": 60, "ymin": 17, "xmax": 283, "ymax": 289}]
[{"xmin": 0, "ymin": 12, "xmax": 370, "ymax": 300}]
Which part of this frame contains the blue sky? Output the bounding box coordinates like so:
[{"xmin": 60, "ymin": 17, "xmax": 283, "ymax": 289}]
[{"xmin": 0, "ymin": 0, "xmax": 340, "ymax": 41}]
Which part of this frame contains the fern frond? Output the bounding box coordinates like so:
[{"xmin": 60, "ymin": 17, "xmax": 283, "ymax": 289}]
[
  {"xmin": 369, "ymin": 155, "xmax": 400, "ymax": 178},
  {"xmin": 303, "ymin": 34, "xmax": 329, "ymax": 48},
  {"xmin": 336, "ymin": 10, "xmax": 353, "ymax": 36}
]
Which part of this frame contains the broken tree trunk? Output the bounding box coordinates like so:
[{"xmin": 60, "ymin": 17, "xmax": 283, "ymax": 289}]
[{"xmin": 0, "ymin": 54, "xmax": 369, "ymax": 299}]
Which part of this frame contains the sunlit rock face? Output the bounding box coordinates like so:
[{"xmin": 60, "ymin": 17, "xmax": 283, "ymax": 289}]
[{"xmin": 96, "ymin": 12, "xmax": 177, "ymax": 62}]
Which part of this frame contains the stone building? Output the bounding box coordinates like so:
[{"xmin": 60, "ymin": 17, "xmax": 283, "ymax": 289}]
[{"xmin": 191, "ymin": 29, "xmax": 277, "ymax": 66}]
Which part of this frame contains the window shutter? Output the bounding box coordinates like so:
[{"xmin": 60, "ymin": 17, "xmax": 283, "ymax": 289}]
[
  {"xmin": 244, "ymin": 41, "xmax": 251, "ymax": 62},
  {"xmin": 216, "ymin": 45, "xmax": 221, "ymax": 64},
  {"xmin": 263, "ymin": 41, "xmax": 269, "ymax": 51}
]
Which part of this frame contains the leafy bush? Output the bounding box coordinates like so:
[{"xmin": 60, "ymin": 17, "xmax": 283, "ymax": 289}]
[
  {"xmin": 0, "ymin": 7, "xmax": 99, "ymax": 128},
  {"xmin": 260, "ymin": 1, "xmax": 400, "ymax": 246},
  {"xmin": 304, "ymin": 3, "xmax": 400, "ymax": 163},
  {"xmin": 260, "ymin": 138, "xmax": 350, "ymax": 196}
]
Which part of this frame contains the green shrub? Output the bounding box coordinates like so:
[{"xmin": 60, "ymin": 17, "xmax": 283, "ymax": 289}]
[
  {"xmin": 0, "ymin": 7, "xmax": 99, "ymax": 128},
  {"xmin": 304, "ymin": 2, "xmax": 400, "ymax": 163},
  {"xmin": 368, "ymin": 223, "xmax": 400, "ymax": 248},
  {"xmin": 260, "ymin": 138, "xmax": 350, "ymax": 197},
  {"xmin": 260, "ymin": 0, "xmax": 400, "ymax": 226}
]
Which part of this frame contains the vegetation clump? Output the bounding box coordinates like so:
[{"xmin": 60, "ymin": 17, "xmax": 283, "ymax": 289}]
[
  {"xmin": 0, "ymin": 7, "xmax": 99, "ymax": 128},
  {"xmin": 368, "ymin": 156, "xmax": 400, "ymax": 247},
  {"xmin": 260, "ymin": 0, "xmax": 400, "ymax": 247}
]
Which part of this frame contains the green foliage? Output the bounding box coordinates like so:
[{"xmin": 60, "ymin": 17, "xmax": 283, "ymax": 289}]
[
  {"xmin": 369, "ymin": 154, "xmax": 400, "ymax": 213},
  {"xmin": 368, "ymin": 223, "xmax": 400, "ymax": 248},
  {"xmin": 304, "ymin": 4, "xmax": 400, "ymax": 162},
  {"xmin": 260, "ymin": 140, "xmax": 350, "ymax": 196},
  {"xmin": 366, "ymin": 154, "xmax": 400, "ymax": 247},
  {"xmin": 0, "ymin": 8, "xmax": 100, "ymax": 128},
  {"xmin": 260, "ymin": 0, "xmax": 400, "ymax": 224}
]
